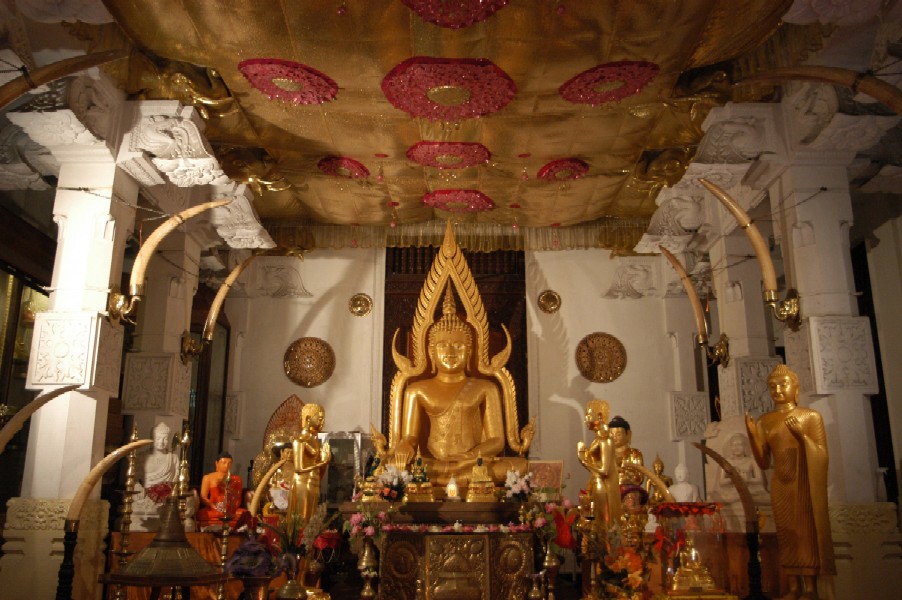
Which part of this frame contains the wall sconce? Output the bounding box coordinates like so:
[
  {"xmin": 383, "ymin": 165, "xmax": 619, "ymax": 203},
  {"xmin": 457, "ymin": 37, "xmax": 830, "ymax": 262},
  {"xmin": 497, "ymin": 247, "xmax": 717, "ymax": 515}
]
[
  {"xmin": 660, "ymin": 246, "xmax": 730, "ymax": 367},
  {"xmin": 699, "ymin": 179, "xmax": 801, "ymax": 332},
  {"xmin": 108, "ymin": 200, "xmax": 230, "ymax": 324}
]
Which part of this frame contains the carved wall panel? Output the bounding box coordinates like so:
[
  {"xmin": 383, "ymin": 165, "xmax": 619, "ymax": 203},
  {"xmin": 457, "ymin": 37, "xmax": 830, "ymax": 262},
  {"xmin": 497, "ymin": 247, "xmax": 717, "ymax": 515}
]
[
  {"xmin": 121, "ymin": 353, "xmax": 191, "ymax": 417},
  {"xmin": 737, "ymin": 357, "xmax": 781, "ymax": 416},
  {"xmin": 808, "ymin": 316, "xmax": 879, "ymax": 395},
  {"xmin": 669, "ymin": 391, "xmax": 710, "ymax": 440},
  {"xmin": 224, "ymin": 391, "xmax": 244, "ymax": 439},
  {"xmin": 25, "ymin": 311, "xmax": 116, "ymax": 389}
]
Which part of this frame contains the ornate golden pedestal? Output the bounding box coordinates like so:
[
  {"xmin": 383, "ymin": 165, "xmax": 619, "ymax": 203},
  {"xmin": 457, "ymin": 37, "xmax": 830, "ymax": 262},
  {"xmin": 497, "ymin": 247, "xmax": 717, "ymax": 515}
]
[{"xmin": 380, "ymin": 530, "xmax": 532, "ymax": 600}]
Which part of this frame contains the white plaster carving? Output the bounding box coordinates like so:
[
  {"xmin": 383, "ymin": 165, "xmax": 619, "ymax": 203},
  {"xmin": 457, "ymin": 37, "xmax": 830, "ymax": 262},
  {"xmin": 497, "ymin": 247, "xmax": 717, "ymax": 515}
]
[
  {"xmin": 68, "ymin": 74, "xmax": 123, "ymax": 143},
  {"xmin": 808, "ymin": 316, "xmax": 879, "ymax": 395},
  {"xmin": 784, "ymin": 324, "xmax": 815, "ymax": 394},
  {"xmin": 224, "ymin": 391, "xmax": 244, "ymax": 439},
  {"xmin": 717, "ymin": 357, "xmax": 781, "ymax": 419},
  {"xmin": 121, "ymin": 353, "xmax": 191, "ymax": 417},
  {"xmin": 860, "ymin": 165, "xmax": 902, "ymax": 194},
  {"xmin": 244, "ymin": 256, "xmax": 313, "ymax": 299},
  {"xmin": 93, "ymin": 318, "xmax": 124, "ymax": 396},
  {"xmin": 784, "ymin": 82, "xmax": 839, "ymax": 146},
  {"xmin": 25, "ymin": 312, "xmax": 120, "ymax": 389},
  {"xmin": 8, "ymin": 108, "xmax": 99, "ymax": 147},
  {"xmin": 604, "ymin": 257, "xmax": 658, "ymax": 299},
  {"xmin": 669, "ymin": 391, "xmax": 710, "ymax": 440},
  {"xmin": 696, "ymin": 116, "xmax": 766, "ymax": 163},
  {"xmin": 808, "ymin": 114, "xmax": 900, "ymax": 154},
  {"xmin": 5, "ymin": 497, "xmax": 69, "ymax": 530},
  {"xmin": 209, "ymin": 183, "xmax": 276, "ymax": 249},
  {"xmin": 829, "ymin": 502, "xmax": 900, "ymax": 534},
  {"xmin": 141, "ymin": 183, "xmax": 191, "ymax": 214},
  {"xmin": 15, "ymin": 0, "xmax": 114, "ymax": 24},
  {"xmin": 0, "ymin": 124, "xmax": 52, "ymax": 190}
]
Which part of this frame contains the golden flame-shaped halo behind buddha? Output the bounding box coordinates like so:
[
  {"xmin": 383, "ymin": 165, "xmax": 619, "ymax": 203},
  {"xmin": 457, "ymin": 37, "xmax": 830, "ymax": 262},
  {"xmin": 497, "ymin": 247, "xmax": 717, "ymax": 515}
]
[{"xmin": 388, "ymin": 220, "xmax": 535, "ymax": 456}]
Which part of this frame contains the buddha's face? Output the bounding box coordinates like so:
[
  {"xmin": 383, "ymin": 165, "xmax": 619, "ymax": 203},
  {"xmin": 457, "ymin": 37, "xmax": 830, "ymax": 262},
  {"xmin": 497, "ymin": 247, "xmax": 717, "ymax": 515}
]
[
  {"xmin": 153, "ymin": 427, "xmax": 171, "ymax": 452},
  {"xmin": 305, "ymin": 410, "xmax": 325, "ymax": 433},
  {"xmin": 674, "ymin": 464, "xmax": 687, "ymax": 483},
  {"xmin": 585, "ymin": 408, "xmax": 603, "ymax": 431},
  {"xmin": 433, "ymin": 329, "xmax": 470, "ymax": 373},
  {"xmin": 610, "ymin": 427, "xmax": 629, "ymax": 448},
  {"xmin": 729, "ymin": 436, "xmax": 746, "ymax": 458},
  {"xmin": 768, "ymin": 373, "xmax": 798, "ymax": 405}
]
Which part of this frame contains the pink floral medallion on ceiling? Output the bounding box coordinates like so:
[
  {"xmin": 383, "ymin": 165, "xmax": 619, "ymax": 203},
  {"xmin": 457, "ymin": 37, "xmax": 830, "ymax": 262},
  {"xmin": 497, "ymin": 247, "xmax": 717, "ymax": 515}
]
[
  {"xmin": 401, "ymin": 0, "xmax": 510, "ymax": 29},
  {"xmin": 559, "ymin": 61, "xmax": 660, "ymax": 106},
  {"xmin": 318, "ymin": 156, "xmax": 370, "ymax": 178},
  {"xmin": 422, "ymin": 189, "xmax": 495, "ymax": 212},
  {"xmin": 238, "ymin": 58, "xmax": 339, "ymax": 105},
  {"xmin": 537, "ymin": 158, "xmax": 589, "ymax": 181},
  {"xmin": 407, "ymin": 141, "xmax": 491, "ymax": 169},
  {"xmin": 382, "ymin": 57, "xmax": 516, "ymax": 121}
]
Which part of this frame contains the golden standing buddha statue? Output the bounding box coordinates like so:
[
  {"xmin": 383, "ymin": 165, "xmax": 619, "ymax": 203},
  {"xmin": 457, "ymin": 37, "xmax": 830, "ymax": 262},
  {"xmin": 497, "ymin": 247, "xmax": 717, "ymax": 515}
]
[
  {"xmin": 286, "ymin": 403, "xmax": 331, "ymax": 525},
  {"xmin": 745, "ymin": 365, "xmax": 834, "ymax": 600},
  {"xmin": 386, "ymin": 221, "xmax": 535, "ymax": 487},
  {"xmin": 576, "ymin": 399, "xmax": 622, "ymax": 532}
]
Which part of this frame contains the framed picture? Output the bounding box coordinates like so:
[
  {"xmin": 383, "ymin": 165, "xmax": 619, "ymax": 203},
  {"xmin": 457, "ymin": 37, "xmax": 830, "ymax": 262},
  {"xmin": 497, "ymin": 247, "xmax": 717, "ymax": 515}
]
[
  {"xmin": 528, "ymin": 459, "xmax": 565, "ymax": 500},
  {"xmin": 317, "ymin": 431, "xmax": 374, "ymax": 504}
]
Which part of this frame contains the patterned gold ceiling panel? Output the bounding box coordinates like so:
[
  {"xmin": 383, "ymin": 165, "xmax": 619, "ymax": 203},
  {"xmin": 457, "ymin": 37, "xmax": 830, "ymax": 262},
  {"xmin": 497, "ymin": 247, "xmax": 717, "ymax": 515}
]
[{"xmin": 103, "ymin": 0, "xmax": 792, "ymax": 232}]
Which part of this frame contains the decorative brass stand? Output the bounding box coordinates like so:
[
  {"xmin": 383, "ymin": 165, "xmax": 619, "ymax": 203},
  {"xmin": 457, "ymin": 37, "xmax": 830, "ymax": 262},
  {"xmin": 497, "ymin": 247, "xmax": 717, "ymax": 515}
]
[
  {"xmin": 113, "ymin": 426, "xmax": 140, "ymax": 600},
  {"xmin": 543, "ymin": 541, "xmax": 561, "ymax": 600},
  {"xmin": 357, "ymin": 537, "xmax": 378, "ymax": 599},
  {"xmin": 216, "ymin": 516, "xmax": 231, "ymax": 600}
]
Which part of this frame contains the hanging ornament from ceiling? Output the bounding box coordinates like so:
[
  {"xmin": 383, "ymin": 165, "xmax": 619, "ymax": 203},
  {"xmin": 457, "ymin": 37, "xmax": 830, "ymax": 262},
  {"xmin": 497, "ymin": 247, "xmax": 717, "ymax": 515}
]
[
  {"xmin": 422, "ymin": 189, "xmax": 495, "ymax": 212},
  {"xmin": 537, "ymin": 158, "xmax": 589, "ymax": 181},
  {"xmin": 401, "ymin": 0, "xmax": 510, "ymax": 28},
  {"xmin": 407, "ymin": 141, "xmax": 491, "ymax": 169},
  {"xmin": 318, "ymin": 156, "xmax": 370, "ymax": 178},
  {"xmin": 559, "ymin": 61, "xmax": 660, "ymax": 106},
  {"xmin": 238, "ymin": 58, "xmax": 339, "ymax": 105},
  {"xmin": 382, "ymin": 57, "xmax": 516, "ymax": 121}
]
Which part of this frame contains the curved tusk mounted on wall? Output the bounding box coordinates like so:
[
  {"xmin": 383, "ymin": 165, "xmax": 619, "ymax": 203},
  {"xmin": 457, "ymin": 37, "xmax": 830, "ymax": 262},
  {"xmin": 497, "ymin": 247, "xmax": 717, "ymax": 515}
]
[
  {"xmin": 109, "ymin": 199, "xmax": 231, "ymax": 324},
  {"xmin": 248, "ymin": 456, "xmax": 289, "ymax": 517},
  {"xmin": 659, "ymin": 246, "xmax": 730, "ymax": 366},
  {"xmin": 0, "ymin": 384, "xmax": 80, "ymax": 455},
  {"xmin": 739, "ymin": 66, "xmax": 902, "ymax": 117},
  {"xmin": 67, "ymin": 438, "xmax": 153, "ymax": 522},
  {"xmin": 181, "ymin": 254, "xmax": 257, "ymax": 363},
  {"xmin": 699, "ymin": 178, "xmax": 800, "ymax": 331}
]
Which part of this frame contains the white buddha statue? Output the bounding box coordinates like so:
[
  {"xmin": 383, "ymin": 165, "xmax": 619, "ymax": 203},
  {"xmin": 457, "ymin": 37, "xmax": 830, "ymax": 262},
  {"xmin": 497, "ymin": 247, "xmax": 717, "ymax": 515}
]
[
  {"xmin": 130, "ymin": 421, "xmax": 182, "ymax": 531},
  {"xmin": 668, "ymin": 463, "xmax": 700, "ymax": 503}
]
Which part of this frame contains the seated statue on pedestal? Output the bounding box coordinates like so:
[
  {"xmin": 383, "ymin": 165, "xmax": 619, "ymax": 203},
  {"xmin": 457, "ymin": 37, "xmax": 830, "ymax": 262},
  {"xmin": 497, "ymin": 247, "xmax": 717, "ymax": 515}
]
[
  {"xmin": 608, "ymin": 415, "xmax": 645, "ymax": 488},
  {"xmin": 130, "ymin": 421, "xmax": 182, "ymax": 531},
  {"xmin": 384, "ymin": 222, "xmax": 535, "ymax": 488},
  {"xmin": 669, "ymin": 463, "xmax": 701, "ymax": 503}
]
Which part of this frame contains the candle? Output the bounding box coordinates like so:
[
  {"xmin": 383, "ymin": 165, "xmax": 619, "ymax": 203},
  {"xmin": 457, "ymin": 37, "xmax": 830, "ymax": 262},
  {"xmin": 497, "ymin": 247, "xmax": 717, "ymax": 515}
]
[
  {"xmin": 446, "ymin": 476, "xmax": 459, "ymax": 500},
  {"xmin": 660, "ymin": 246, "xmax": 708, "ymax": 343},
  {"xmin": 699, "ymin": 179, "xmax": 777, "ymax": 294}
]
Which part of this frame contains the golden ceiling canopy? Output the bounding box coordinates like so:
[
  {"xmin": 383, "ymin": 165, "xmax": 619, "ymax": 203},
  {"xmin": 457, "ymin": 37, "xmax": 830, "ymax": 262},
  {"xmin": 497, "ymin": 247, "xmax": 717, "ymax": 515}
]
[{"xmin": 98, "ymin": 0, "xmax": 795, "ymax": 248}]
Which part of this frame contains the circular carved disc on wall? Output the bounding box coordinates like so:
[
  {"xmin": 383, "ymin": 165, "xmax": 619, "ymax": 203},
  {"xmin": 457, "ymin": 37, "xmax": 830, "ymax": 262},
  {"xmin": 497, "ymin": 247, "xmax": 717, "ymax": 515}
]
[
  {"xmin": 575, "ymin": 332, "xmax": 626, "ymax": 383},
  {"xmin": 349, "ymin": 293, "xmax": 373, "ymax": 316},
  {"xmin": 283, "ymin": 337, "xmax": 335, "ymax": 387},
  {"xmin": 537, "ymin": 289, "xmax": 561, "ymax": 313}
]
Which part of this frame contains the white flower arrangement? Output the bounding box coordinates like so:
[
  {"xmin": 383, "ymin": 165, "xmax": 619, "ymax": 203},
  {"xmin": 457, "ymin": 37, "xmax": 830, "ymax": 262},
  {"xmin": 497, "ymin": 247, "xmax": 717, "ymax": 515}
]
[{"xmin": 504, "ymin": 469, "xmax": 534, "ymax": 502}]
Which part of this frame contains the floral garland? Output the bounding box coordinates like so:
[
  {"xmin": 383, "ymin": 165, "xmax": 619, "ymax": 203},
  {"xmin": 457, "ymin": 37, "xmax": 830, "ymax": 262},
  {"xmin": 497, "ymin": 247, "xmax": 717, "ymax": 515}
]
[
  {"xmin": 537, "ymin": 158, "xmax": 589, "ymax": 181},
  {"xmin": 559, "ymin": 61, "xmax": 660, "ymax": 106},
  {"xmin": 406, "ymin": 141, "xmax": 491, "ymax": 169},
  {"xmin": 317, "ymin": 156, "xmax": 370, "ymax": 179},
  {"xmin": 401, "ymin": 0, "xmax": 510, "ymax": 29},
  {"xmin": 504, "ymin": 469, "xmax": 533, "ymax": 502},
  {"xmin": 649, "ymin": 501, "xmax": 721, "ymax": 518},
  {"xmin": 422, "ymin": 189, "xmax": 494, "ymax": 212},
  {"xmin": 382, "ymin": 57, "xmax": 516, "ymax": 121},
  {"xmin": 238, "ymin": 58, "xmax": 339, "ymax": 105},
  {"xmin": 144, "ymin": 482, "xmax": 174, "ymax": 504}
]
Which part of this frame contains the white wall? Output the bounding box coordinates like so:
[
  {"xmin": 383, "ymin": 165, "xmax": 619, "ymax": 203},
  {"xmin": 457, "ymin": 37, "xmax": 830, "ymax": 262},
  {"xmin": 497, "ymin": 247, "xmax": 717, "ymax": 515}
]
[
  {"xmin": 525, "ymin": 249, "xmax": 706, "ymax": 503},
  {"xmin": 226, "ymin": 248, "xmax": 385, "ymax": 478}
]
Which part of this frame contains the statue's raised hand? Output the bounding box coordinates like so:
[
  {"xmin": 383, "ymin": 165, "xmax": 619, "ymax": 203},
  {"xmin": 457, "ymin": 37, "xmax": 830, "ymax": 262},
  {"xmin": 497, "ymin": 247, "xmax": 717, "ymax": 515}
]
[{"xmin": 785, "ymin": 415, "xmax": 803, "ymax": 437}]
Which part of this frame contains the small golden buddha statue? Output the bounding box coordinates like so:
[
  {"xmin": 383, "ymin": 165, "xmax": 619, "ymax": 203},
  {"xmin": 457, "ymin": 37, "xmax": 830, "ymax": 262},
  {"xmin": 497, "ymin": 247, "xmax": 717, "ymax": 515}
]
[
  {"xmin": 745, "ymin": 364, "xmax": 834, "ymax": 599},
  {"xmin": 576, "ymin": 399, "xmax": 621, "ymax": 535},
  {"xmin": 670, "ymin": 538, "xmax": 718, "ymax": 593},
  {"xmin": 645, "ymin": 454, "xmax": 673, "ymax": 505},
  {"xmin": 406, "ymin": 448, "xmax": 436, "ymax": 502},
  {"xmin": 608, "ymin": 415, "xmax": 645, "ymax": 486},
  {"xmin": 466, "ymin": 452, "xmax": 497, "ymax": 502},
  {"xmin": 385, "ymin": 222, "xmax": 535, "ymax": 487}
]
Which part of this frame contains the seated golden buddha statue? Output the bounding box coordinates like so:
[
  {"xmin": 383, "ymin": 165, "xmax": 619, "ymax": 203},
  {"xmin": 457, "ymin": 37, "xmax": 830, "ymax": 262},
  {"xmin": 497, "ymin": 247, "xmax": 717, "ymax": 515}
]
[
  {"xmin": 385, "ymin": 222, "xmax": 535, "ymax": 487},
  {"xmin": 671, "ymin": 538, "xmax": 718, "ymax": 593},
  {"xmin": 608, "ymin": 415, "xmax": 645, "ymax": 487}
]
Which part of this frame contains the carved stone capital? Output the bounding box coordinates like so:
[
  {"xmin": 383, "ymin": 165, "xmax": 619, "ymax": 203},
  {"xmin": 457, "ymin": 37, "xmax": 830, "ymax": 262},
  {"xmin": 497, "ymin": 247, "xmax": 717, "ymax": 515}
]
[
  {"xmin": 604, "ymin": 256, "xmax": 659, "ymax": 299},
  {"xmin": 807, "ymin": 316, "xmax": 879, "ymax": 395},
  {"xmin": 717, "ymin": 356, "xmax": 781, "ymax": 419},
  {"xmin": 698, "ymin": 103, "xmax": 782, "ymax": 164},
  {"xmin": 829, "ymin": 502, "xmax": 900, "ymax": 535},
  {"xmin": 121, "ymin": 352, "xmax": 191, "ymax": 418},
  {"xmin": 669, "ymin": 391, "xmax": 710, "ymax": 440},
  {"xmin": 633, "ymin": 190, "xmax": 704, "ymax": 254},
  {"xmin": 808, "ymin": 113, "xmax": 900, "ymax": 154},
  {"xmin": 7, "ymin": 108, "xmax": 113, "ymax": 164},
  {"xmin": 209, "ymin": 183, "xmax": 276, "ymax": 249},
  {"xmin": 25, "ymin": 311, "xmax": 124, "ymax": 394}
]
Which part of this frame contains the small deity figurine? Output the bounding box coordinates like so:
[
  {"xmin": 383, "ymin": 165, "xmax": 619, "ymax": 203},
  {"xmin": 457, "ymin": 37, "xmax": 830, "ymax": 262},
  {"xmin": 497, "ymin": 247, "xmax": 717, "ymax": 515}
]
[
  {"xmin": 406, "ymin": 447, "xmax": 436, "ymax": 502},
  {"xmin": 466, "ymin": 452, "xmax": 497, "ymax": 502},
  {"xmin": 286, "ymin": 403, "xmax": 331, "ymax": 525},
  {"xmin": 670, "ymin": 538, "xmax": 718, "ymax": 593},
  {"xmin": 710, "ymin": 432, "xmax": 769, "ymax": 505},
  {"xmin": 745, "ymin": 365, "xmax": 834, "ymax": 599},
  {"xmin": 669, "ymin": 464, "xmax": 700, "ymax": 503},
  {"xmin": 197, "ymin": 452, "xmax": 246, "ymax": 525},
  {"xmin": 577, "ymin": 399, "xmax": 622, "ymax": 533},
  {"xmin": 608, "ymin": 415, "xmax": 645, "ymax": 487},
  {"xmin": 645, "ymin": 455, "xmax": 674, "ymax": 504}
]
